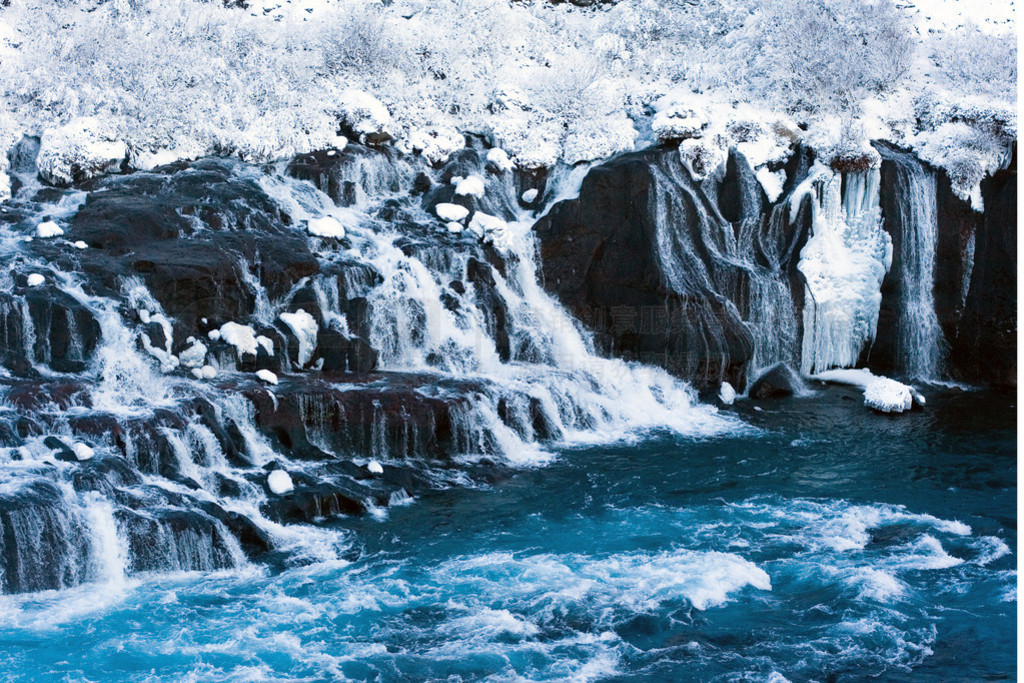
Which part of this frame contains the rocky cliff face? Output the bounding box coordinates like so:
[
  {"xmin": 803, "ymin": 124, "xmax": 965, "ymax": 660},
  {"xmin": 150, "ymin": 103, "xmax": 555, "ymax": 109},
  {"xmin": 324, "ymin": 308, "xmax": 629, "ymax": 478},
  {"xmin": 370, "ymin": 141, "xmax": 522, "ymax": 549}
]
[{"xmin": 536, "ymin": 142, "xmax": 1015, "ymax": 390}]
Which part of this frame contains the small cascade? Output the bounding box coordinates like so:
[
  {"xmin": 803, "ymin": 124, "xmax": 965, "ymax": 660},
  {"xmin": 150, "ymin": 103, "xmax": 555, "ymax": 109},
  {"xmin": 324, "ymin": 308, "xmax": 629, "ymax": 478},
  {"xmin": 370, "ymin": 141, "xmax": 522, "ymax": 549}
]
[
  {"xmin": 795, "ymin": 165, "xmax": 892, "ymax": 375},
  {"xmin": 876, "ymin": 146, "xmax": 945, "ymax": 379}
]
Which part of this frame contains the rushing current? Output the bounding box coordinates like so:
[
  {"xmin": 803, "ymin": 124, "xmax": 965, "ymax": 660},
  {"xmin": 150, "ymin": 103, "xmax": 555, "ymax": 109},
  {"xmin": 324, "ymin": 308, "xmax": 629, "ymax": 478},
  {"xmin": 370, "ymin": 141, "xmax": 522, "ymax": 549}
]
[
  {"xmin": 0, "ymin": 135, "xmax": 1015, "ymax": 681},
  {"xmin": 0, "ymin": 387, "xmax": 1013, "ymax": 681}
]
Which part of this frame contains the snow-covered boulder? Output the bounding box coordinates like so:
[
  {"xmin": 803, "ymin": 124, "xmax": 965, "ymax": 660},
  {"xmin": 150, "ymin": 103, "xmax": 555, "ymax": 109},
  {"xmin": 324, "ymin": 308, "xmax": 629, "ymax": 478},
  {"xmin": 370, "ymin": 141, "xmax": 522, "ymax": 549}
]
[
  {"xmin": 338, "ymin": 90, "xmax": 394, "ymax": 145},
  {"xmin": 405, "ymin": 124, "xmax": 464, "ymax": 165},
  {"xmin": 256, "ymin": 369, "xmax": 278, "ymax": 385},
  {"xmin": 267, "ymin": 469, "xmax": 293, "ymax": 495},
  {"xmin": 521, "ymin": 188, "xmax": 539, "ymax": 204},
  {"xmin": 307, "ymin": 216, "xmax": 346, "ymax": 239},
  {"xmin": 811, "ymin": 368, "xmax": 924, "ymax": 414},
  {"xmin": 485, "ymin": 148, "xmax": 514, "ymax": 173},
  {"xmin": 72, "ymin": 443, "xmax": 95, "ymax": 461},
  {"xmin": 37, "ymin": 117, "xmax": 127, "ymax": 187},
  {"xmin": 435, "ymin": 203, "xmax": 469, "ymax": 222},
  {"xmin": 718, "ymin": 381, "xmax": 737, "ymax": 406},
  {"xmin": 863, "ymin": 376, "xmax": 914, "ymax": 413},
  {"xmin": 36, "ymin": 220, "xmax": 63, "ymax": 238},
  {"xmin": 217, "ymin": 322, "xmax": 265, "ymax": 359},
  {"xmin": 652, "ymin": 106, "xmax": 709, "ymax": 143},
  {"xmin": 454, "ymin": 175, "xmax": 485, "ymax": 198},
  {"xmin": 178, "ymin": 339, "xmax": 208, "ymax": 368},
  {"xmin": 26, "ymin": 273, "xmax": 44, "ymax": 287},
  {"xmin": 367, "ymin": 459, "xmax": 384, "ymax": 475},
  {"xmin": 279, "ymin": 309, "xmax": 318, "ymax": 367},
  {"xmin": 467, "ymin": 211, "xmax": 507, "ymax": 238}
]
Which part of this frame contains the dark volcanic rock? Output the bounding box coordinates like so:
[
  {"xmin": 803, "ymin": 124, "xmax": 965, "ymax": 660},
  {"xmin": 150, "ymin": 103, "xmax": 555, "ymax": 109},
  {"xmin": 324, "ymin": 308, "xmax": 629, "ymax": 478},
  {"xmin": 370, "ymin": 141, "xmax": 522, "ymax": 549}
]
[
  {"xmin": 534, "ymin": 147, "xmax": 768, "ymax": 389},
  {"xmin": 747, "ymin": 362, "xmax": 803, "ymax": 399},
  {"xmin": 949, "ymin": 150, "xmax": 1017, "ymax": 386}
]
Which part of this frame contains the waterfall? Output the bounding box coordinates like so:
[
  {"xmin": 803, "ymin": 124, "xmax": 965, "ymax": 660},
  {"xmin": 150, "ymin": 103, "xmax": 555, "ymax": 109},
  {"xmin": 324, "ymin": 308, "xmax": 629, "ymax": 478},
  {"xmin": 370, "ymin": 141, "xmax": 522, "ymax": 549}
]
[
  {"xmin": 878, "ymin": 149, "xmax": 945, "ymax": 379},
  {"xmin": 795, "ymin": 164, "xmax": 892, "ymax": 375},
  {"xmin": 0, "ymin": 145, "xmax": 739, "ymax": 596}
]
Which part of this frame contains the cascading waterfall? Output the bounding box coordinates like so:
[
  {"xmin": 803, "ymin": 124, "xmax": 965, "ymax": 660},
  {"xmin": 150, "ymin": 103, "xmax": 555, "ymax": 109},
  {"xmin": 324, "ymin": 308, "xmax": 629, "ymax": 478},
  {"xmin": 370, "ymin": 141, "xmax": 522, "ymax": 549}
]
[
  {"xmin": 879, "ymin": 149, "xmax": 945, "ymax": 378},
  {"xmin": 0, "ymin": 144, "xmax": 737, "ymax": 596},
  {"xmin": 795, "ymin": 164, "xmax": 892, "ymax": 375}
]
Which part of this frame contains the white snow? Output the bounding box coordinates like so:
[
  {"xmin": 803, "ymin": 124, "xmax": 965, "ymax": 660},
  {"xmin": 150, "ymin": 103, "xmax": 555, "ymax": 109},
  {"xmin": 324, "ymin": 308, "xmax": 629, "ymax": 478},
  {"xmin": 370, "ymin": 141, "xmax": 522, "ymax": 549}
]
[
  {"xmin": 811, "ymin": 368, "xmax": 924, "ymax": 414},
  {"xmin": 279, "ymin": 309, "xmax": 318, "ymax": 366},
  {"xmin": 200, "ymin": 365, "xmax": 217, "ymax": 380},
  {"xmin": 718, "ymin": 382, "xmax": 737, "ymax": 406},
  {"xmin": 521, "ymin": 188, "xmax": 539, "ymax": 204},
  {"xmin": 454, "ymin": 175, "xmax": 485, "ymax": 198},
  {"xmin": 755, "ymin": 168, "xmax": 785, "ymax": 203},
  {"xmin": 486, "ymin": 148, "xmax": 514, "ymax": 173},
  {"xmin": 35, "ymin": 220, "xmax": 63, "ymax": 238},
  {"xmin": 73, "ymin": 240, "xmax": 88, "ymax": 249},
  {"xmin": 307, "ymin": 216, "xmax": 346, "ymax": 239},
  {"xmin": 218, "ymin": 322, "xmax": 260, "ymax": 359},
  {"xmin": 256, "ymin": 335, "xmax": 275, "ymax": 356},
  {"xmin": 561, "ymin": 114, "xmax": 637, "ymax": 165},
  {"xmin": 338, "ymin": 89, "xmax": 393, "ymax": 143},
  {"xmin": 467, "ymin": 211, "xmax": 507, "ymax": 238},
  {"xmin": 36, "ymin": 117, "xmax": 127, "ymax": 187},
  {"xmin": 446, "ymin": 221, "xmax": 464, "ymax": 234},
  {"xmin": 367, "ymin": 460, "xmax": 384, "ymax": 475},
  {"xmin": 178, "ymin": 339, "xmax": 208, "ymax": 368},
  {"xmin": 267, "ymin": 469, "xmax": 293, "ymax": 495},
  {"xmin": 256, "ymin": 369, "xmax": 278, "ymax": 385},
  {"xmin": 72, "ymin": 442, "xmax": 94, "ymax": 461},
  {"xmin": 435, "ymin": 203, "xmax": 469, "ymax": 222},
  {"xmin": 25, "ymin": 273, "xmax": 44, "ymax": 287}
]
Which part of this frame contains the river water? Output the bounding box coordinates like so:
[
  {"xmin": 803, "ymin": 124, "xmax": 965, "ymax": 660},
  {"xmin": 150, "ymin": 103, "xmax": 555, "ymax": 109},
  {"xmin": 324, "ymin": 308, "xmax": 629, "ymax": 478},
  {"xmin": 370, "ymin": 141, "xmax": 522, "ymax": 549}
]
[{"xmin": 0, "ymin": 385, "xmax": 1013, "ymax": 682}]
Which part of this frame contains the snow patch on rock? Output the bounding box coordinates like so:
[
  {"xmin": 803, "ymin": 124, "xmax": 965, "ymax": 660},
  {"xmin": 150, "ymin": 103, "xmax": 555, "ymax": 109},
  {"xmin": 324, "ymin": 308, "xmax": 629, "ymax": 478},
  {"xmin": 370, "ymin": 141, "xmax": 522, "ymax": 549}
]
[
  {"xmin": 267, "ymin": 469, "xmax": 293, "ymax": 495},
  {"xmin": 279, "ymin": 309, "xmax": 318, "ymax": 366},
  {"xmin": 435, "ymin": 203, "xmax": 469, "ymax": 222}
]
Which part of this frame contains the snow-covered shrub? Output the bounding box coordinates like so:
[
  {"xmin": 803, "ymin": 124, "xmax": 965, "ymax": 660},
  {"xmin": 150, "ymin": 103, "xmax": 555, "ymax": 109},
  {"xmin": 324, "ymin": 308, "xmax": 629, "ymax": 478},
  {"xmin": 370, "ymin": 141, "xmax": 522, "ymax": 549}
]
[
  {"xmin": 37, "ymin": 117, "xmax": 127, "ymax": 186},
  {"xmin": 930, "ymin": 24, "xmax": 1017, "ymax": 98},
  {"xmin": 723, "ymin": 0, "xmax": 914, "ymax": 115},
  {"xmin": 337, "ymin": 90, "xmax": 395, "ymax": 145},
  {"xmin": 562, "ymin": 114, "xmax": 637, "ymax": 165}
]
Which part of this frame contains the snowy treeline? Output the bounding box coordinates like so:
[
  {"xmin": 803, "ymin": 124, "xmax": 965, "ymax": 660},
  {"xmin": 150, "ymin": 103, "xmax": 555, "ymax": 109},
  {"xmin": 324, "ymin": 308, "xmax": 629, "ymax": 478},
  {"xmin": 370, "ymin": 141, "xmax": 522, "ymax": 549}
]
[{"xmin": 0, "ymin": 0, "xmax": 1016, "ymax": 204}]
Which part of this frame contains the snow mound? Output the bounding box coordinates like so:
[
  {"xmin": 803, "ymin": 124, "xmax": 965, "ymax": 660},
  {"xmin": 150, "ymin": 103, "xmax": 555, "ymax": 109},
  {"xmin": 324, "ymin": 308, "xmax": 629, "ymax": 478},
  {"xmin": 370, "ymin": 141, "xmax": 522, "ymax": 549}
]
[
  {"xmin": 454, "ymin": 175, "xmax": 485, "ymax": 198},
  {"xmin": 256, "ymin": 369, "xmax": 278, "ymax": 385},
  {"xmin": 267, "ymin": 469, "xmax": 293, "ymax": 495},
  {"xmin": 405, "ymin": 124, "xmax": 463, "ymax": 165},
  {"xmin": 718, "ymin": 382, "xmax": 737, "ymax": 406},
  {"xmin": 36, "ymin": 220, "xmax": 63, "ymax": 238},
  {"xmin": 218, "ymin": 322, "xmax": 261, "ymax": 359},
  {"xmin": 435, "ymin": 203, "xmax": 469, "ymax": 222},
  {"xmin": 178, "ymin": 339, "xmax": 208, "ymax": 368},
  {"xmin": 812, "ymin": 368, "xmax": 924, "ymax": 414},
  {"xmin": 37, "ymin": 117, "xmax": 126, "ymax": 187},
  {"xmin": 521, "ymin": 188, "xmax": 539, "ymax": 204},
  {"xmin": 467, "ymin": 211, "xmax": 507, "ymax": 238},
  {"xmin": 279, "ymin": 309, "xmax": 318, "ymax": 366},
  {"xmin": 72, "ymin": 443, "xmax": 95, "ymax": 461},
  {"xmin": 338, "ymin": 90, "xmax": 394, "ymax": 144},
  {"xmin": 367, "ymin": 460, "xmax": 384, "ymax": 475},
  {"xmin": 485, "ymin": 148, "xmax": 514, "ymax": 173},
  {"xmin": 26, "ymin": 273, "xmax": 44, "ymax": 287},
  {"xmin": 307, "ymin": 216, "xmax": 346, "ymax": 238}
]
